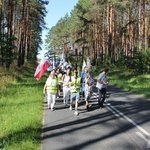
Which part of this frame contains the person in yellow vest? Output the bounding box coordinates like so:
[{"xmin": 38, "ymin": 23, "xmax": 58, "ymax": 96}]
[
  {"xmin": 43, "ymin": 69, "xmax": 58, "ymax": 111},
  {"xmin": 69, "ymin": 69, "xmax": 81, "ymax": 116}
]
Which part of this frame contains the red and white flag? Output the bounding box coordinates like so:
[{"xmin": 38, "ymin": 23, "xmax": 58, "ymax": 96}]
[{"xmin": 34, "ymin": 57, "xmax": 51, "ymax": 81}]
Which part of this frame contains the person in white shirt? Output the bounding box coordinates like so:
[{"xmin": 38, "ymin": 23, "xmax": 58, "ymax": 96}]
[
  {"xmin": 62, "ymin": 67, "xmax": 71, "ymax": 106},
  {"xmin": 96, "ymin": 68, "xmax": 109, "ymax": 108}
]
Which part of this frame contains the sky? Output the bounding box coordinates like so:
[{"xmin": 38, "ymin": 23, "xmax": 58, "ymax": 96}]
[{"xmin": 37, "ymin": 0, "xmax": 79, "ymax": 59}]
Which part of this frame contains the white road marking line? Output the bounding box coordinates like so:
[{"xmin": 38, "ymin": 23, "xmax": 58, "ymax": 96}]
[
  {"xmin": 136, "ymin": 132, "xmax": 150, "ymax": 148},
  {"xmin": 105, "ymin": 105, "xmax": 120, "ymax": 117},
  {"xmin": 93, "ymin": 92, "xmax": 150, "ymax": 137},
  {"xmin": 108, "ymin": 103, "xmax": 150, "ymax": 137},
  {"xmin": 136, "ymin": 132, "xmax": 148, "ymax": 142}
]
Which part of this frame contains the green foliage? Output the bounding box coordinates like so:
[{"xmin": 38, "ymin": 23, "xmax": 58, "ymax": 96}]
[
  {"xmin": 0, "ymin": 33, "xmax": 16, "ymax": 68},
  {"xmin": 45, "ymin": 13, "xmax": 72, "ymax": 54},
  {"xmin": 117, "ymin": 48, "xmax": 150, "ymax": 74},
  {"xmin": 0, "ymin": 0, "xmax": 49, "ymax": 68},
  {"xmin": 44, "ymin": 0, "xmax": 149, "ymax": 77},
  {"xmin": 0, "ymin": 63, "xmax": 46, "ymax": 150},
  {"xmin": 108, "ymin": 67, "xmax": 150, "ymax": 98}
]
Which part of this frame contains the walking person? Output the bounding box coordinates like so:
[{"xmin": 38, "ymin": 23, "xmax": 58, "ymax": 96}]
[
  {"xmin": 84, "ymin": 71, "xmax": 95, "ymax": 110},
  {"xmin": 69, "ymin": 69, "xmax": 81, "ymax": 116},
  {"xmin": 43, "ymin": 69, "xmax": 58, "ymax": 111},
  {"xmin": 56, "ymin": 68, "xmax": 63, "ymax": 98},
  {"xmin": 81, "ymin": 66, "xmax": 89, "ymax": 100},
  {"xmin": 96, "ymin": 68, "xmax": 109, "ymax": 108},
  {"xmin": 62, "ymin": 67, "xmax": 71, "ymax": 106}
]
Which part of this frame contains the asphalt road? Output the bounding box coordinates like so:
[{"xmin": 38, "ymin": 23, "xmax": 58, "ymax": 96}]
[{"xmin": 41, "ymin": 85, "xmax": 150, "ymax": 150}]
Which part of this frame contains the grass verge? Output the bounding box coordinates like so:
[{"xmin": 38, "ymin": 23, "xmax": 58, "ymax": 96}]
[
  {"xmin": 0, "ymin": 63, "xmax": 47, "ymax": 150},
  {"xmin": 93, "ymin": 67, "xmax": 150, "ymax": 98}
]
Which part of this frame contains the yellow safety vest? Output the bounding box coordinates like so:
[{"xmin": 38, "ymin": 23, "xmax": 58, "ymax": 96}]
[
  {"xmin": 46, "ymin": 78, "xmax": 58, "ymax": 94},
  {"xmin": 70, "ymin": 76, "xmax": 81, "ymax": 93},
  {"xmin": 57, "ymin": 73, "xmax": 62, "ymax": 85}
]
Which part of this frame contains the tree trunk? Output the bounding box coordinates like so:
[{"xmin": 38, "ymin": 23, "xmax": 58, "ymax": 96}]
[
  {"xmin": 17, "ymin": 0, "xmax": 25, "ymax": 67},
  {"xmin": 144, "ymin": 0, "xmax": 149, "ymax": 48},
  {"xmin": 138, "ymin": 0, "xmax": 142, "ymax": 51}
]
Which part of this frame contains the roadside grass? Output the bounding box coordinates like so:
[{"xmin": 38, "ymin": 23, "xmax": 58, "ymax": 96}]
[
  {"xmin": 0, "ymin": 63, "xmax": 47, "ymax": 150},
  {"xmin": 109, "ymin": 69, "xmax": 150, "ymax": 98},
  {"xmin": 94, "ymin": 67, "xmax": 150, "ymax": 98}
]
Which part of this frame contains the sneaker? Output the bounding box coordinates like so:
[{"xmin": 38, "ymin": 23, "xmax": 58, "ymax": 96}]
[
  {"xmin": 69, "ymin": 106, "xmax": 72, "ymax": 111},
  {"xmin": 88, "ymin": 104, "xmax": 92, "ymax": 107},
  {"xmin": 105, "ymin": 102, "xmax": 110, "ymax": 105},
  {"xmin": 86, "ymin": 104, "xmax": 92, "ymax": 109},
  {"xmin": 51, "ymin": 108, "xmax": 54, "ymax": 111},
  {"xmin": 74, "ymin": 110, "xmax": 79, "ymax": 116},
  {"xmin": 57, "ymin": 95, "xmax": 60, "ymax": 98},
  {"xmin": 48, "ymin": 105, "xmax": 50, "ymax": 109}
]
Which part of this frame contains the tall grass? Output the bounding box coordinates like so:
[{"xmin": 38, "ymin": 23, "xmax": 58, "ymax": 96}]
[{"xmin": 0, "ymin": 63, "xmax": 47, "ymax": 150}]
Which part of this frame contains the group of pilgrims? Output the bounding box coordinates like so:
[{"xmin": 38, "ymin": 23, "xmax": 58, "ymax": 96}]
[{"xmin": 43, "ymin": 65, "xmax": 95, "ymax": 116}]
